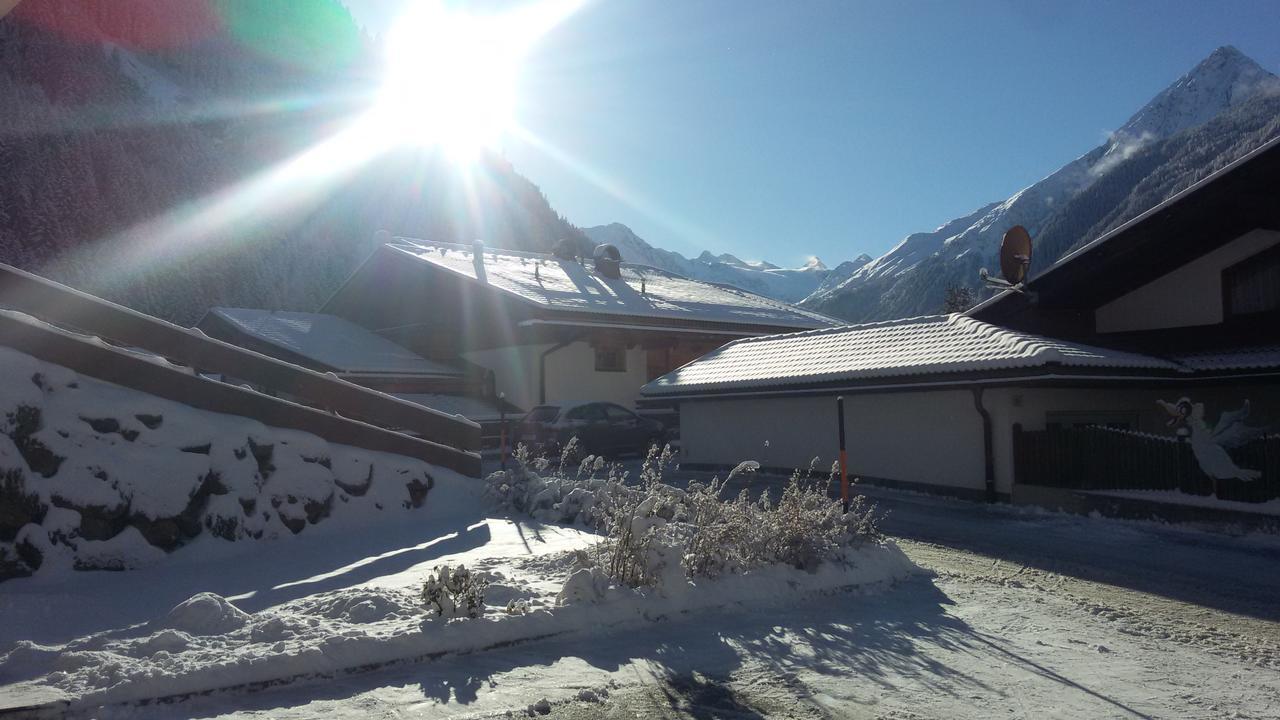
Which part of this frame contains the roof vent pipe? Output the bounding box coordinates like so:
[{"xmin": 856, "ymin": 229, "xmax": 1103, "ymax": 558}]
[
  {"xmin": 471, "ymin": 239, "xmax": 485, "ymax": 270},
  {"xmin": 593, "ymin": 243, "xmax": 622, "ymax": 279}
]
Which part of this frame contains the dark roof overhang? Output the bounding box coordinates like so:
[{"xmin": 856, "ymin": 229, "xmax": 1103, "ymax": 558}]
[{"xmin": 971, "ymin": 135, "xmax": 1280, "ymax": 326}]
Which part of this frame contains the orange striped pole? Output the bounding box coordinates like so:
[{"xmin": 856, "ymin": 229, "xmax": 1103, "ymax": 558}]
[{"xmin": 837, "ymin": 395, "xmax": 849, "ymax": 512}]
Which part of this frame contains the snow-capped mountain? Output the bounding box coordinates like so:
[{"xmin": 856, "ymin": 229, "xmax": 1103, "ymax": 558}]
[
  {"xmin": 584, "ymin": 223, "xmax": 870, "ymax": 304},
  {"xmin": 804, "ymin": 46, "xmax": 1280, "ymax": 322}
]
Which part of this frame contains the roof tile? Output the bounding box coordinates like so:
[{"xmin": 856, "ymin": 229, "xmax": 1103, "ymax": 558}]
[{"xmin": 642, "ymin": 314, "xmax": 1183, "ymax": 396}]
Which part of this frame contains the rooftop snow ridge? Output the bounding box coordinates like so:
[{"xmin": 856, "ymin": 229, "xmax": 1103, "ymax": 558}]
[{"xmin": 395, "ymin": 236, "xmax": 694, "ymax": 281}]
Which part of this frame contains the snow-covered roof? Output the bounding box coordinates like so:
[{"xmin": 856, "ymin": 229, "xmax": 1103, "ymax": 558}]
[
  {"xmin": 393, "ymin": 393, "xmax": 515, "ymax": 422},
  {"xmin": 387, "ymin": 240, "xmax": 838, "ymax": 331},
  {"xmin": 208, "ymin": 308, "xmax": 460, "ymax": 376},
  {"xmin": 642, "ymin": 314, "xmax": 1184, "ymax": 397},
  {"xmin": 1169, "ymin": 346, "xmax": 1280, "ymax": 372}
]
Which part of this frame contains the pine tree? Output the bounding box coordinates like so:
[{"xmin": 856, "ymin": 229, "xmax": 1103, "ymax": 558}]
[{"xmin": 942, "ymin": 285, "xmax": 976, "ymax": 313}]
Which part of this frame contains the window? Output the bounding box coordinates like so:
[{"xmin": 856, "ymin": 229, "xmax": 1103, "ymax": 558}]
[
  {"xmin": 564, "ymin": 404, "xmax": 605, "ymax": 423},
  {"xmin": 594, "ymin": 344, "xmax": 627, "ymax": 372},
  {"xmin": 603, "ymin": 404, "xmax": 637, "ymax": 422},
  {"xmin": 1223, "ymin": 244, "xmax": 1280, "ymax": 319}
]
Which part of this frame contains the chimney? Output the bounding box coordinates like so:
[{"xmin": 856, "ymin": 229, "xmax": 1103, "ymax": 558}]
[{"xmin": 592, "ymin": 243, "xmax": 622, "ymax": 279}]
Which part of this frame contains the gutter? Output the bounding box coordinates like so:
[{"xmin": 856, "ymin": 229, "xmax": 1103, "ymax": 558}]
[
  {"xmin": 638, "ymin": 369, "xmax": 1196, "ymax": 403},
  {"xmin": 517, "ymin": 319, "xmax": 804, "ymax": 336},
  {"xmin": 972, "ymin": 387, "xmax": 997, "ymax": 502},
  {"xmin": 539, "ymin": 334, "xmax": 582, "ymax": 404},
  {"xmin": 640, "ymin": 366, "xmax": 1280, "ymax": 403}
]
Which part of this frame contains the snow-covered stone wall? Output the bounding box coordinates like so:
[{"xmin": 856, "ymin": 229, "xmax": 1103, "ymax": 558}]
[{"xmin": 0, "ymin": 346, "xmax": 453, "ymax": 581}]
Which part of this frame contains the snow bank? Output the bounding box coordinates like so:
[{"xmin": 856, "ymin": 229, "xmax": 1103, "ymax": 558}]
[
  {"xmin": 0, "ymin": 346, "xmax": 460, "ymax": 580},
  {"xmin": 0, "ymin": 541, "xmax": 915, "ymax": 710}
]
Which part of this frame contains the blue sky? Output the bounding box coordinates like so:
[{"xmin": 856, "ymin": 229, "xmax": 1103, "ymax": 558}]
[{"xmin": 346, "ymin": 0, "xmax": 1280, "ymax": 266}]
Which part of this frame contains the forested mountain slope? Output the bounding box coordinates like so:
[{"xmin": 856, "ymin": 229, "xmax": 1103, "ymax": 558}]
[
  {"xmin": 803, "ymin": 46, "xmax": 1280, "ymax": 321},
  {"xmin": 0, "ymin": 0, "xmax": 588, "ymax": 325}
]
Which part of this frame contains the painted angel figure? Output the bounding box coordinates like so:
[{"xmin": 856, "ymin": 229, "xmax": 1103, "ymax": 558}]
[{"xmin": 1157, "ymin": 398, "xmax": 1262, "ymax": 482}]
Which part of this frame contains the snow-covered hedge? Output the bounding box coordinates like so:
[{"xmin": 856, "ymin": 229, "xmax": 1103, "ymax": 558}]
[
  {"xmin": 0, "ymin": 346, "xmax": 445, "ymax": 580},
  {"xmin": 421, "ymin": 564, "xmax": 488, "ymax": 619},
  {"xmin": 486, "ymin": 441, "xmax": 882, "ymax": 598}
]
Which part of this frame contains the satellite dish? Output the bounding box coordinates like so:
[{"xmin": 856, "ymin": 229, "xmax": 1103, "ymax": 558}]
[{"xmin": 999, "ymin": 225, "xmax": 1032, "ymax": 284}]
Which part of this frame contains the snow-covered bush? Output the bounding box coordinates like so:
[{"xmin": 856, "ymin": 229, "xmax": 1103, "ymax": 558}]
[
  {"xmin": 421, "ymin": 564, "xmax": 488, "ymax": 619},
  {"xmin": 484, "ymin": 440, "xmax": 624, "ymax": 525},
  {"xmin": 486, "ymin": 442, "xmax": 880, "ymax": 596}
]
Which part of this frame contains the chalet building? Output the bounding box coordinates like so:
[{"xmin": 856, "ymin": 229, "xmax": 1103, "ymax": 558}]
[
  {"xmin": 317, "ymin": 239, "xmax": 838, "ymax": 418},
  {"xmin": 195, "ymin": 308, "xmax": 521, "ymax": 433},
  {"xmin": 644, "ymin": 136, "xmax": 1280, "ymax": 512}
]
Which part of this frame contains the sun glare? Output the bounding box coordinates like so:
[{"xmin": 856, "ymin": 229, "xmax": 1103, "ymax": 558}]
[{"xmin": 374, "ymin": 0, "xmax": 582, "ymax": 162}]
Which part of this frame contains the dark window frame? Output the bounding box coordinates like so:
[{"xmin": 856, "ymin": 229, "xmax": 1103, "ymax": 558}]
[{"xmin": 594, "ymin": 344, "xmax": 627, "ymax": 373}]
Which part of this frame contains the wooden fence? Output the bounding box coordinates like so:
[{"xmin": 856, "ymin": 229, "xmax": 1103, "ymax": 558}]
[
  {"xmin": 0, "ymin": 263, "xmax": 482, "ymax": 476},
  {"xmin": 1013, "ymin": 424, "xmax": 1279, "ymax": 503}
]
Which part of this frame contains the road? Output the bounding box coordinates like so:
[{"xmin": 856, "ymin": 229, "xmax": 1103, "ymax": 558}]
[{"xmin": 527, "ymin": 478, "xmax": 1280, "ymax": 719}]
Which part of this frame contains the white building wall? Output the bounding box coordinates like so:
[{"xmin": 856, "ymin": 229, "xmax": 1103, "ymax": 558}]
[
  {"xmin": 1095, "ymin": 229, "xmax": 1280, "ymax": 333},
  {"xmin": 680, "ymin": 390, "xmax": 987, "ymax": 493},
  {"xmin": 680, "ymin": 396, "xmax": 837, "ymax": 471},
  {"xmin": 464, "ymin": 341, "xmax": 651, "ymax": 412},
  {"xmin": 462, "ymin": 344, "xmax": 547, "ymax": 412},
  {"xmin": 543, "ymin": 341, "xmax": 649, "ymax": 409}
]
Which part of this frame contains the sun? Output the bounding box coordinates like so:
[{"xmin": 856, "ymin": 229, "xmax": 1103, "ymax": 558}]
[{"xmin": 373, "ymin": 1, "xmax": 548, "ymax": 162}]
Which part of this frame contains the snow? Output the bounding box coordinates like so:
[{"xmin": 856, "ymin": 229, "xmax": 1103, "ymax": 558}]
[
  {"xmin": 207, "ymin": 308, "xmax": 461, "ymax": 376},
  {"xmin": 0, "ymin": 344, "xmax": 465, "ymax": 577},
  {"xmin": 392, "ymin": 393, "xmax": 512, "ymax": 422},
  {"xmin": 3, "ymin": 479, "xmax": 1272, "ymax": 719},
  {"xmin": 1089, "ymin": 488, "xmax": 1280, "ymax": 516},
  {"xmin": 803, "ymin": 46, "xmax": 1279, "ymax": 321},
  {"xmin": 644, "ymin": 312, "xmax": 1182, "ymax": 396},
  {"xmin": 1171, "ymin": 345, "xmax": 1280, "ymax": 371},
  {"xmin": 390, "ymin": 239, "xmax": 837, "ymax": 330},
  {"xmin": 0, "ymin": 508, "xmax": 914, "ymax": 711},
  {"xmin": 584, "ymin": 223, "xmax": 869, "ymax": 304}
]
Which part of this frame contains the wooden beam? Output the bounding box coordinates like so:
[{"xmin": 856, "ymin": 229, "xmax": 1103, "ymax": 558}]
[
  {"xmin": 0, "ymin": 263, "xmax": 480, "ymax": 452},
  {"xmin": 0, "ymin": 312, "xmax": 481, "ymax": 477}
]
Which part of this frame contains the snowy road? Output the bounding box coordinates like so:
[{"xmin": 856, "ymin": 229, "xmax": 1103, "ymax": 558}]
[{"xmin": 74, "ymin": 477, "xmax": 1280, "ymax": 720}]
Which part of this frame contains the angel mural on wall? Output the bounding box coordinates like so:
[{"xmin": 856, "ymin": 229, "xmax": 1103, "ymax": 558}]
[{"xmin": 1157, "ymin": 398, "xmax": 1263, "ymax": 482}]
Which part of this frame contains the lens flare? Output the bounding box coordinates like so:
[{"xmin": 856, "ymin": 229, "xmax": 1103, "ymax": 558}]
[{"xmin": 373, "ymin": 0, "xmax": 586, "ymax": 162}]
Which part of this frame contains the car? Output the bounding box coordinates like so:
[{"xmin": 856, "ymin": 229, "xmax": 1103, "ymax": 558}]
[{"xmin": 517, "ymin": 402, "xmax": 667, "ymax": 459}]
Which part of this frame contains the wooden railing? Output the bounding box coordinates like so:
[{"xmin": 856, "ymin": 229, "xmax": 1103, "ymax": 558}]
[
  {"xmin": 1013, "ymin": 424, "xmax": 1278, "ymax": 504},
  {"xmin": 0, "ymin": 263, "xmax": 481, "ymax": 476}
]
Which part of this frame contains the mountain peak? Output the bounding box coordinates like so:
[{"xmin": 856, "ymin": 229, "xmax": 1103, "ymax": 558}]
[{"xmin": 1119, "ymin": 46, "xmax": 1277, "ymax": 140}]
